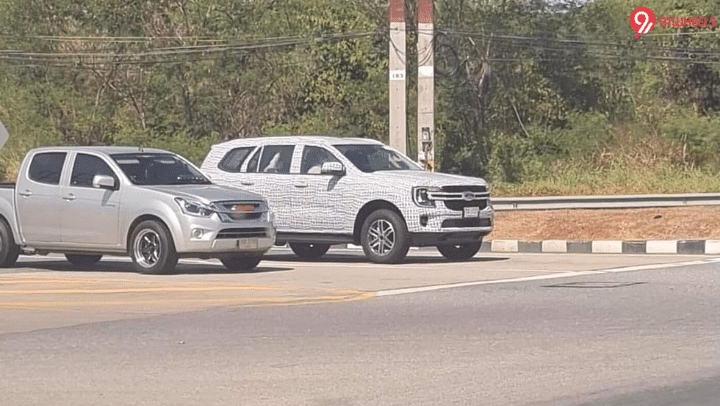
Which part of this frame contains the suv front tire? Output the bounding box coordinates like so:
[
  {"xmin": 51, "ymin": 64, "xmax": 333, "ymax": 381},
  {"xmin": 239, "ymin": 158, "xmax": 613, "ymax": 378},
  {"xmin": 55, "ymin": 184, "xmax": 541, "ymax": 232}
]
[{"xmin": 360, "ymin": 209, "xmax": 410, "ymax": 264}]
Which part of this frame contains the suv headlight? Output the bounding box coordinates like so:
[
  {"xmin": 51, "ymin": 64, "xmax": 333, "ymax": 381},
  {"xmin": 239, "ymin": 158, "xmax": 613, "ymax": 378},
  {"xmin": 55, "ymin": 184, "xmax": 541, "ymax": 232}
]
[
  {"xmin": 174, "ymin": 197, "xmax": 214, "ymax": 217},
  {"xmin": 412, "ymin": 186, "xmax": 440, "ymax": 207}
]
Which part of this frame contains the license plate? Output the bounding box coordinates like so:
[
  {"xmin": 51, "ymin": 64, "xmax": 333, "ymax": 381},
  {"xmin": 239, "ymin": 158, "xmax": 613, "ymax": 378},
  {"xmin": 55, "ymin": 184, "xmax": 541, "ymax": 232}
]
[
  {"xmin": 463, "ymin": 206, "xmax": 480, "ymax": 218},
  {"xmin": 236, "ymin": 238, "xmax": 258, "ymax": 250}
]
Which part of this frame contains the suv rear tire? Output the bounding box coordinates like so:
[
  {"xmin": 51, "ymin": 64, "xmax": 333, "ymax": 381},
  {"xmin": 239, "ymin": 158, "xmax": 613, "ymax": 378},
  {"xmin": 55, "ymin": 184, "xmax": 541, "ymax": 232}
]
[
  {"xmin": 219, "ymin": 255, "xmax": 262, "ymax": 272},
  {"xmin": 437, "ymin": 242, "xmax": 482, "ymax": 261},
  {"xmin": 360, "ymin": 209, "xmax": 410, "ymax": 264},
  {"xmin": 289, "ymin": 243, "xmax": 330, "ymax": 259}
]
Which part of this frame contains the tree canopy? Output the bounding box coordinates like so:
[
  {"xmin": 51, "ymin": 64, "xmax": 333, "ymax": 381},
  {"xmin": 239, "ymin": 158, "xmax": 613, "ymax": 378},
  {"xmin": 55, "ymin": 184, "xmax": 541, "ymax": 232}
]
[{"xmin": 1, "ymin": 0, "xmax": 719, "ymax": 195}]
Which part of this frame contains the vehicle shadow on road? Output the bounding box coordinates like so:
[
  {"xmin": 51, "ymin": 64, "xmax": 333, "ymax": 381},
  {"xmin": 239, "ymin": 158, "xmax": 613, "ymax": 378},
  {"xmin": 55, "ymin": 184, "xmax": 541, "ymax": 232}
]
[
  {"xmin": 11, "ymin": 258, "xmax": 293, "ymax": 275},
  {"xmin": 264, "ymin": 253, "xmax": 509, "ymax": 264}
]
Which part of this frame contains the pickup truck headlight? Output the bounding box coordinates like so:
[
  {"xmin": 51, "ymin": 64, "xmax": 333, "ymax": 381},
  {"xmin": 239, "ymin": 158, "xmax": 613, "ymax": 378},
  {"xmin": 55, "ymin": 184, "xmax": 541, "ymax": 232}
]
[
  {"xmin": 412, "ymin": 186, "xmax": 440, "ymax": 207},
  {"xmin": 174, "ymin": 197, "xmax": 214, "ymax": 217}
]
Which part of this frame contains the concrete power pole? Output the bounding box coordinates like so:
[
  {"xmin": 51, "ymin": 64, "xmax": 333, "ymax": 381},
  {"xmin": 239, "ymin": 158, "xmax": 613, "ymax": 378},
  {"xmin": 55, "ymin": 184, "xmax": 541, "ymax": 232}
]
[
  {"xmin": 417, "ymin": 0, "xmax": 434, "ymax": 171},
  {"xmin": 388, "ymin": 0, "xmax": 407, "ymax": 154}
]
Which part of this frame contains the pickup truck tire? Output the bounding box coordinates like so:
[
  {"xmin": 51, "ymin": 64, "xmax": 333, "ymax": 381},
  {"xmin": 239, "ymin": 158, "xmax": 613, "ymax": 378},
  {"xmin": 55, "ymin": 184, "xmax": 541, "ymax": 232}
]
[
  {"xmin": 289, "ymin": 243, "xmax": 331, "ymax": 259},
  {"xmin": 0, "ymin": 218, "xmax": 20, "ymax": 268},
  {"xmin": 360, "ymin": 209, "xmax": 410, "ymax": 264},
  {"xmin": 219, "ymin": 255, "xmax": 262, "ymax": 272},
  {"xmin": 130, "ymin": 220, "xmax": 178, "ymax": 275},
  {"xmin": 437, "ymin": 242, "xmax": 482, "ymax": 261},
  {"xmin": 65, "ymin": 254, "xmax": 102, "ymax": 266}
]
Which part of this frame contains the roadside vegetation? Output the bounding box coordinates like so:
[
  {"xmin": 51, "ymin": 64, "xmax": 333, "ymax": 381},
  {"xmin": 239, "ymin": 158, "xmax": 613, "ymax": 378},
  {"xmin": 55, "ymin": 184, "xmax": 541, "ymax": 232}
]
[{"xmin": 1, "ymin": 0, "xmax": 719, "ymax": 197}]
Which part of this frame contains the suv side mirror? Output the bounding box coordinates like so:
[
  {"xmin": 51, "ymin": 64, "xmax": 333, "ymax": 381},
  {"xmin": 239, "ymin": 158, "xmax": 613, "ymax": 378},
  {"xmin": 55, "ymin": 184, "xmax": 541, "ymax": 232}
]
[
  {"xmin": 321, "ymin": 162, "xmax": 345, "ymax": 176},
  {"xmin": 93, "ymin": 174, "xmax": 116, "ymax": 190}
]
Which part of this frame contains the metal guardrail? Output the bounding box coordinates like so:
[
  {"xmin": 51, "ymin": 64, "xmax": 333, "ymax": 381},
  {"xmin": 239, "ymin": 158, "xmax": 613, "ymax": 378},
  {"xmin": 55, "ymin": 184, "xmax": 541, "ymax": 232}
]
[{"xmin": 491, "ymin": 193, "xmax": 720, "ymax": 211}]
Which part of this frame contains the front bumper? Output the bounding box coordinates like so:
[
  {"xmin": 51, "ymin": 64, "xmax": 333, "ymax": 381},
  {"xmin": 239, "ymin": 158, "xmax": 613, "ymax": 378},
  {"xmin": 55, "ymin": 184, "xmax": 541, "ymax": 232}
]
[
  {"xmin": 172, "ymin": 215, "xmax": 276, "ymax": 255},
  {"xmin": 403, "ymin": 204, "xmax": 493, "ymax": 246}
]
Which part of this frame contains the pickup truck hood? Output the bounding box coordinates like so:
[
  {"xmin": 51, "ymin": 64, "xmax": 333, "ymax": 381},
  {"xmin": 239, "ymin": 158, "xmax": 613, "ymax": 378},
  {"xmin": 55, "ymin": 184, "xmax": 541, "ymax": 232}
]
[
  {"xmin": 145, "ymin": 184, "xmax": 264, "ymax": 203},
  {"xmin": 367, "ymin": 170, "xmax": 488, "ymax": 188}
]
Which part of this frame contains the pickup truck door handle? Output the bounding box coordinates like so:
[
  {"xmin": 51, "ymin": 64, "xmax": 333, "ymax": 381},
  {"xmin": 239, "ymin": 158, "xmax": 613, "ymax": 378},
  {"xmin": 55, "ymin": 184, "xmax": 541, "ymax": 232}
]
[
  {"xmin": 63, "ymin": 193, "xmax": 76, "ymax": 201},
  {"xmin": 18, "ymin": 190, "xmax": 32, "ymax": 197},
  {"xmin": 240, "ymin": 181, "xmax": 254, "ymax": 186},
  {"xmin": 294, "ymin": 182, "xmax": 308, "ymax": 188}
]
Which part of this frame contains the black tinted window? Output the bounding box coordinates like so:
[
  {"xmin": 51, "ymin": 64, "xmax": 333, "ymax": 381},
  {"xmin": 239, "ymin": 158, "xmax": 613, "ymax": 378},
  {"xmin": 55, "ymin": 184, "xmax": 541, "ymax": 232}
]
[
  {"xmin": 246, "ymin": 148, "xmax": 261, "ymax": 173},
  {"xmin": 218, "ymin": 147, "xmax": 254, "ymax": 173},
  {"xmin": 301, "ymin": 146, "xmax": 339, "ymax": 174},
  {"xmin": 71, "ymin": 154, "xmax": 116, "ymax": 188},
  {"xmin": 28, "ymin": 152, "xmax": 66, "ymax": 185},
  {"xmin": 259, "ymin": 145, "xmax": 294, "ymax": 174}
]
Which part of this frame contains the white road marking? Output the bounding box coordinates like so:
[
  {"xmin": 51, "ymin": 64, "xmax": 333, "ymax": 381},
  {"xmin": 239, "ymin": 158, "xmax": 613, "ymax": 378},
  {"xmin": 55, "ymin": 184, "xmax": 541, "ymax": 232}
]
[{"xmin": 376, "ymin": 258, "xmax": 719, "ymax": 297}]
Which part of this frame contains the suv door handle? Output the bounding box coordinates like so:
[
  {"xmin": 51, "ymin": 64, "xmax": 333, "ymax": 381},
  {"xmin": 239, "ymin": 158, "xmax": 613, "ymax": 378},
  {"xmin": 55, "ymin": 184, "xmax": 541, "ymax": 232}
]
[
  {"xmin": 240, "ymin": 181, "xmax": 254, "ymax": 186},
  {"xmin": 294, "ymin": 182, "xmax": 308, "ymax": 188},
  {"xmin": 18, "ymin": 190, "xmax": 32, "ymax": 197},
  {"xmin": 63, "ymin": 193, "xmax": 76, "ymax": 201}
]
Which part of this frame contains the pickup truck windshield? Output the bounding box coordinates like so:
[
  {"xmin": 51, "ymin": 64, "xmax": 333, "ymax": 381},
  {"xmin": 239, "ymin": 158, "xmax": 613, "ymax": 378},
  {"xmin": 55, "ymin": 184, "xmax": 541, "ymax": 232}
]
[
  {"xmin": 111, "ymin": 153, "xmax": 212, "ymax": 185},
  {"xmin": 335, "ymin": 144, "xmax": 422, "ymax": 173}
]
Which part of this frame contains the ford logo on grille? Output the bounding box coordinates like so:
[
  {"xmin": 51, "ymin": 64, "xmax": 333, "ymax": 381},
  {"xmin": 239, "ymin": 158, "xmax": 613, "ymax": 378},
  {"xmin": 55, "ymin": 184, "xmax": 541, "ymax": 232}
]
[{"xmin": 462, "ymin": 191, "xmax": 474, "ymax": 201}]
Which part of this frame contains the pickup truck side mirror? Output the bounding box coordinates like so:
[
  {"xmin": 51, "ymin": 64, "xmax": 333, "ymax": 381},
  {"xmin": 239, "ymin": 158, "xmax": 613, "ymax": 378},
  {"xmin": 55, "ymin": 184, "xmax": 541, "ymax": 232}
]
[
  {"xmin": 92, "ymin": 174, "xmax": 116, "ymax": 190},
  {"xmin": 321, "ymin": 162, "xmax": 345, "ymax": 176}
]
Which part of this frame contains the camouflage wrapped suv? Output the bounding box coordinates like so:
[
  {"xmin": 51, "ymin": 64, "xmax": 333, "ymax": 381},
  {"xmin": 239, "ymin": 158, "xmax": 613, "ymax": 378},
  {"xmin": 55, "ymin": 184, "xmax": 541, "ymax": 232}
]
[{"xmin": 201, "ymin": 136, "xmax": 493, "ymax": 264}]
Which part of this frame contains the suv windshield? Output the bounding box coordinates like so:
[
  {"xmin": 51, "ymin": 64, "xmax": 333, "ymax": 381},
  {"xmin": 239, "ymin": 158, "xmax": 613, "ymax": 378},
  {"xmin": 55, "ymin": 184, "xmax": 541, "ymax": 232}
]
[
  {"xmin": 111, "ymin": 153, "xmax": 211, "ymax": 185},
  {"xmin": 334, "ymin": 144, "xmax": 421, "ymax": 173}
]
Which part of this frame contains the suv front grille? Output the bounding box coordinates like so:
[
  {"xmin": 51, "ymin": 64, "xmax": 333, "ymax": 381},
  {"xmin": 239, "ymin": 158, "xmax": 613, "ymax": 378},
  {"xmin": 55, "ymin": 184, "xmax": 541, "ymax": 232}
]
[
  {"xmin": 217, "ymin": 228, "xmax": 267, "ymax": 239},
  {"xmin": 427, "ymin": 185, "xmax": 490, "ymax": 212},
  {"xmin": 444, "ymin": 200, "xmax": 488, "ymax": 211},
  {"xmin": 441, "ymin": 185, "xmax": 487, "ymax": 193}
]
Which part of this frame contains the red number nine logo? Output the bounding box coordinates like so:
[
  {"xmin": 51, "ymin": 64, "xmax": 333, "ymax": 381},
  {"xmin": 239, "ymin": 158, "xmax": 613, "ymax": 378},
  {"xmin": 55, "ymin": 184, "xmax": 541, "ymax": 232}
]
[{"xmin": 630, "ymin": 7, "xmax": 656, "ymax": 38}]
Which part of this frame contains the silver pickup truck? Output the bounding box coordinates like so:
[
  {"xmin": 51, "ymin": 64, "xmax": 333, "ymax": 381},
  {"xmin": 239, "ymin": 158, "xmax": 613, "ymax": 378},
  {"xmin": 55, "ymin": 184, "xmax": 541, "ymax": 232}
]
[{"xmin": 0, "ymin": 146, "xmax": 275, "ymax": 274}]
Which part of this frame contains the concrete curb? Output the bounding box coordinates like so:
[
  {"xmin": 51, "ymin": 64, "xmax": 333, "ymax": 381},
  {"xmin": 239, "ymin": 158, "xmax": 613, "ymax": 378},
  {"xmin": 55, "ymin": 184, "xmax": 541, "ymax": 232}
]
[
  {"xmin": 327, "ymin": 240, "xmax": 720, "ymax": 255},
  {"xmin": 480, "ymin": 239, "xmax": 720, "ymax": 255}
]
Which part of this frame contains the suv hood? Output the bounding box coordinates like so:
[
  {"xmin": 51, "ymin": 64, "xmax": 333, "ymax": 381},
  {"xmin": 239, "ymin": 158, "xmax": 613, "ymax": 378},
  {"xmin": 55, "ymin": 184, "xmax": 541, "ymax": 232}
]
[
  {"xmin": 367, "ymin": 170, "xmax": 488, "ymax": 188},
  {"xmin": 145, "ymin": 184, "xmax": 264, "ymax": 203}
]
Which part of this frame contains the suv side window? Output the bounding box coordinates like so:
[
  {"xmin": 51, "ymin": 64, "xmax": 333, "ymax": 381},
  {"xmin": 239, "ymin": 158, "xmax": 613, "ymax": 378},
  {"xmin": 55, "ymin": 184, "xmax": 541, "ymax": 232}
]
[
  {"xmin": 259, "ymin": 145, "xmax": 294, "ymax": 174},
  {"xmin": 245, "ymin": 147, "xmax": 262, "ymax": 173},
  {"xmin": 300, "ymin": 146, "xmax": 340, "ymax": 174},
  {"xmin": 218, "ymin": 147, "xmax": 254, "ymax": 173},
  {"xmin": 70, "ymin": 154, "xmax": 116, "ymax": 188},
  {"xmin": 28, "ymin": 152, "xmax": 67, "ymax": 185}
]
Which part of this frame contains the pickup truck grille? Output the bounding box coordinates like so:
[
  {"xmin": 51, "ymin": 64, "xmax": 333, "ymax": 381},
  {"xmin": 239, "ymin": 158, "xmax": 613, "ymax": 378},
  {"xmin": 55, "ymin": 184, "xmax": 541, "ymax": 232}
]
[
  {"xmin": 213, "ymin": 201, "xmax": 265, "ymax": 222},
  {"xmin": 427, "ymin": 185, "xmax": 490, "ymax": 212},
  {"xmin": 216, "ymin": 228, "xmax": 268, "ymax": 239}
]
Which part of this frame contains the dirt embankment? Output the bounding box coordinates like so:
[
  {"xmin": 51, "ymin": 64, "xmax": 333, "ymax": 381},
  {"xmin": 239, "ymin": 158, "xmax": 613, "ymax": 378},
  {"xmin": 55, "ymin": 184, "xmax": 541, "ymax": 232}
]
[{"xmin": 488, "ymin": 206, "xmax": 720, "ymax": 240}]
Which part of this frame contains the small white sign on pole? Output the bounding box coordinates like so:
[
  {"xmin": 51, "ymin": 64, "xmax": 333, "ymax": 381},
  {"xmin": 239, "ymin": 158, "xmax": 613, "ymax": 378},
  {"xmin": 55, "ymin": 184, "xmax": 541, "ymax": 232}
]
[{"xmin": 0, "ymin": 121, "xmax": 8, "ymax": 150}]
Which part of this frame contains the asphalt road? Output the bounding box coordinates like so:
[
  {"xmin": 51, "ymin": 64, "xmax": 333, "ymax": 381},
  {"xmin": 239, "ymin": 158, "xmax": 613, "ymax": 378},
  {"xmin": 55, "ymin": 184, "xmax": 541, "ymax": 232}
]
[{"xmin": 0, "ymin": 250, "xmax": 718, "ymax": 405}]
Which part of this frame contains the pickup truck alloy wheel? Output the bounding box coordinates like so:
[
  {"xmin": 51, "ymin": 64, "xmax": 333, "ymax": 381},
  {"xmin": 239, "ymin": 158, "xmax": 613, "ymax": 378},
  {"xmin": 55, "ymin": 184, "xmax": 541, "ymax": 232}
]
[
  {"xmin": 0, "ymin": 218, "xmax": 20, "ymax": 268},
  {"xmin": 437, "ymin": 242, "xmax": 482, "ymax": 261},
  {"xmin": 130, "ymin": 220, "xmax": 178, "ymax": 274},
  {"xmin": 360, "ymin": 209, "xmax": 410, "ymax": 264},
  {"xmin": 65, "ymin": 254, "xmax": 102, "ymax": 267},
  {"xmin": 289, "ymin": 243, "xmax": 330, "ymax": 260},
  {"xmin": 219, "ymin": 255, "xmax": 262, "ymax": 272}
]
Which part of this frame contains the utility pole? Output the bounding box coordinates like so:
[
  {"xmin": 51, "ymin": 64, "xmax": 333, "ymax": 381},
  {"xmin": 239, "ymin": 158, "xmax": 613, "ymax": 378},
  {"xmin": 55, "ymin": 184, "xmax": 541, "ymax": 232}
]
[
  {"xmin": 388, "ymin": 0, "xmax": 407, "ymax": 154},
  {"xmin": 417, "ymin": 0, "xmax": 434, "ymax": 171}
]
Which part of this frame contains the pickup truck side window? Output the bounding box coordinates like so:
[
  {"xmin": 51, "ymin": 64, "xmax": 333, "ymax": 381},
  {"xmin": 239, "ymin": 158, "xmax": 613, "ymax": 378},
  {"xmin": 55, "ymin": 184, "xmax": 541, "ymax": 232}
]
[
  {"xmin": 28, "ymin": 152, "xmax": 67, "ymax": 185},
  {"xmin": 218, "ymin": 147, "xmax": 254, "ymax": 173},
  {"xmin": 300, "ymin": 146, "xmax": 340, "ymax": 174},
  {"xmin": 259, "ymin": 145, "xmax": 294, "ymax": 174},
  {"xmin": 71, "ymin": 154, "xmax": 117, "ymax": 188}
]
